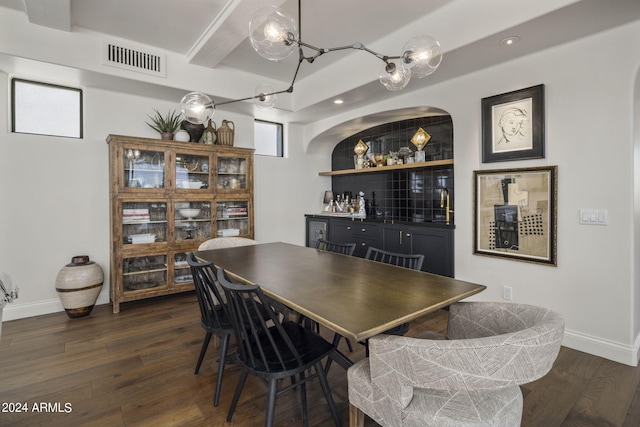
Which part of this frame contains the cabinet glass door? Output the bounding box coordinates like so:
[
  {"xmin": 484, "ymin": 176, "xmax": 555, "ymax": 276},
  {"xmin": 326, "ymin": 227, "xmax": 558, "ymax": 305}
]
[
  {"xmin": 174, "ymin": 201, "xmax": 212, "ymax": 241},
  {"xmin": 216, "ymin": 200, "xmax": 250, "ymax": 236},
  {"xmin": 122, "ymin": 201, "xmax": 167, "ymax": 244},
  {"xmin": 123, "ymin": 147, "xmax": 165, "ymax": 189},
  {"xmin": 176, "ymin": 152, "xmax": 211, "ymax": 190},
  {"xmin": 174, "ymin": 252, "xmax": 193, "ymax": 284},
  {"xmin": 216, "ymin": 155, "xmax": 248, "ymax": 191},
  {"xmin": 122, "ymin": 254, "xmax": 167, "ymax": 293}
]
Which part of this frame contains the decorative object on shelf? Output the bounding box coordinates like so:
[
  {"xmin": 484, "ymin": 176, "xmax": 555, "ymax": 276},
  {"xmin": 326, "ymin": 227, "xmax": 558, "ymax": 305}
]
[
  {"xmin": 357, "ymin": 191, "xmax": 366, "ymax": 218},
  {"xmin": 180, "ymin": 120, "xmax": 205, "ymax": 143},
  {"xmin": 323, "ymin": 190, "xmax": 334, "ymax": 212},
  {"xmin": 481, "ymin": 84, "xmax": 545, "ymax": 163},
  {"xmin": 146, "ymin": 109, "xmax": 182, "ymax": 140},
  {"xmin": 179, "ymin": 208, "xmax": 201, "ymax": 219},
  {"xmin": 178, "ymin": 0, "xmax": 442, "ymax": 120},
  {"xmin": 202, "ymin": 120, "xmax": 217, "ymax": 145},
  {"xmin": 174, "ymin": 129, "xmax": 190, "ymax": 142},
  {"xmin": 55, "ymin": 255, "xmax": 104, "ymax": 318},
  {"xmin": 411, "ymin": 127, "xmax": 431, "ymax": 162},
  {"xmin": 353, "ymin": 140, "xmax": 368, "ymax": 169},
  {"xmin": 371, "ymin": 153, "xmax": 385, "ymax": 167},
  {"xmin": 217, "ymin": 120, "xmax": 235, "ymax": 146},
  {"xmin": 184, "ymin": 160, "xmax": 200, "ymax": 172},
  {"xmin": 473, "ymin": 165, "xmax": 557, "ymax": 266},
  {"xmin": 398, "ymin": 146, "xmax": 413, "ymax": 164}
]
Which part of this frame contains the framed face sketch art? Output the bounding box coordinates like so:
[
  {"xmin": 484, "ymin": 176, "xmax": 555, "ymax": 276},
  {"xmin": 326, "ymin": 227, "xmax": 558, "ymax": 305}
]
[
  {"xmin": 473, "ymin": 166, "xmax": 557, "ymax": 266},
  {"xmin": 481, "ymin": 84, "xmax": 544, "ymax": 163}
]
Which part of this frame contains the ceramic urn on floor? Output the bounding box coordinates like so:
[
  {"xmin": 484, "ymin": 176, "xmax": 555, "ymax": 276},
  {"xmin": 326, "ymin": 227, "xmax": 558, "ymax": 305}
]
[{"xmin": 55, "ymin": 255, "xmax": 104, "ymax": 318}]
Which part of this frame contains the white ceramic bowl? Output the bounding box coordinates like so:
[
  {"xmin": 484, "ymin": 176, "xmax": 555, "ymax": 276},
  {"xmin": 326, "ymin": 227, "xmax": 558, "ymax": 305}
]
[{"xmin": 179, "ymin": 208, "xmax": 201, "ymax": 219}]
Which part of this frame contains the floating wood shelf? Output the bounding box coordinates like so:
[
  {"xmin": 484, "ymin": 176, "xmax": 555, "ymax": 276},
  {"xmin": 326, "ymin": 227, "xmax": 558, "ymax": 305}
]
[{"xmin": 319, "ymin": 159, "xmax": 454, "ymax": 176}]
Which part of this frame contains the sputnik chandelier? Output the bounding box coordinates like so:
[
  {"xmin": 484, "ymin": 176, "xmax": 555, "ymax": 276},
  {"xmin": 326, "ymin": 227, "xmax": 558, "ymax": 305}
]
[{"xmin": 180, "ymin": 1, "xmax": 443, "ymax": 125}]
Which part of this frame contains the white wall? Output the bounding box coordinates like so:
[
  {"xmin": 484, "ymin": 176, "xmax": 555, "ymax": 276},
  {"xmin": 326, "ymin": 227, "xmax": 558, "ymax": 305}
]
[
  {"xmin": 253, "ymin": 122, "xmax": 332, "ymax": 245},
  {"xmin": 2, "ymin": 16, "xmax": 640, "ymax": 366}
]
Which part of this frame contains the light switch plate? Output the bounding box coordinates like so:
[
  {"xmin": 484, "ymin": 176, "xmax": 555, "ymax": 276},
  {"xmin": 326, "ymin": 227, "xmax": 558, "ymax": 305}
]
[{"xmin": 579, "ymin": 209, "xmax": 608, "ymax": 225}]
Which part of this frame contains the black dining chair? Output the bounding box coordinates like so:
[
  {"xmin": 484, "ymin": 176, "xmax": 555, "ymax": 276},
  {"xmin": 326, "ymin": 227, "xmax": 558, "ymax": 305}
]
[
  {"xmin": 186, "ymin": 252, "xmax": 234, "ymax": 407},
  {"xmin": 315, "ymin": 238, "xmax": 356, "ymax": 255},
  {"xmin": 217, "ymin": 266, "xmax": 341, "ymax": 427},
  {"xmin": 365, "ymin": 247, "xmax": 425, "ymax": 340},
  {"xmin": 312, "ymin": 238, "xmax": 356, "ymax": 353},
  {"xmin": 364, "ymin": 246, "xmax": 424, "ymax": 271}
]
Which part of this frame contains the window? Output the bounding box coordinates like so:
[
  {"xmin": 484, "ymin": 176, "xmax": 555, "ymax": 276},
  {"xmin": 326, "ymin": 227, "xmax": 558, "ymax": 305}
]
[
  {"xmin": 254, "ymin": 120, "xmax": 283, "ymax": 157},
  {"xmin": 12, "ymin": 78, "xmax": 83, "ymax": 138}
]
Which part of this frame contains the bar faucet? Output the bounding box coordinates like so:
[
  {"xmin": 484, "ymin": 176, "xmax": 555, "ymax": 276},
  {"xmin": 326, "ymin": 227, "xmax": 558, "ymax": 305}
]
[{"xmin": 440, "ymin": 189, "xmax": 454, "ymax": 225}]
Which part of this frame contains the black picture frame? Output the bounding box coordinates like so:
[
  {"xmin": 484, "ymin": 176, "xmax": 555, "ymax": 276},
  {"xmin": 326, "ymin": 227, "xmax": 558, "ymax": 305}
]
[
  {"xmin": 473, "ymin": 165, "xmax": 557, "ymax": 266},
  {"xmin": 481, "ymin": 84, "xmax": 544, "ymax": 163}
]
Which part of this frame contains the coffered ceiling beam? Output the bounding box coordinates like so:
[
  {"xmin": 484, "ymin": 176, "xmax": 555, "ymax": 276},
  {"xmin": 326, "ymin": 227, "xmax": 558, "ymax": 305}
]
[
  {"xmin": 23, "ymin": 0, "xmax": 71, "ymax": 31},
  {"xmin": 187, "ymin": 0, "xmax": 286, "ymax": 68}
]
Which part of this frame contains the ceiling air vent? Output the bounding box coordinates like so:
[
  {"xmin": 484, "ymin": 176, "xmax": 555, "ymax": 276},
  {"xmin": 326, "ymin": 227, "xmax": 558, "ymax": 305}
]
[{"xmin": 102, "ymin": 40, "xmax": 166, "ymax": 77}]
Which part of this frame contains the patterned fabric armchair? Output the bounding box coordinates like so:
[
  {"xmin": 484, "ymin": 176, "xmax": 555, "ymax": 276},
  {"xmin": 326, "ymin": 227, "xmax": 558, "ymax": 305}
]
[{"xmin": 347, "ymin": 302, "xmax": 564, "ymax": 427}]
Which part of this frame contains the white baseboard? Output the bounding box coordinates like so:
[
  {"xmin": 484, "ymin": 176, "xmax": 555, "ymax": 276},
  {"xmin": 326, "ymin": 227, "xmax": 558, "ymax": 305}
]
[
  {"xmin": 1, "ymin": 292, "xmax": 111, "ymax": 321},
  {"xmin": 562, "ymin": 328, "xmax": 640, "ymax": 367}
]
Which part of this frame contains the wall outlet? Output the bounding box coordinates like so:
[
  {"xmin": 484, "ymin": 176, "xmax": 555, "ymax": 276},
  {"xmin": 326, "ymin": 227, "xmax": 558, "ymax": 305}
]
[{"xmin": 503, "ymin": 286, "xmax": 513, "ymax": 301}]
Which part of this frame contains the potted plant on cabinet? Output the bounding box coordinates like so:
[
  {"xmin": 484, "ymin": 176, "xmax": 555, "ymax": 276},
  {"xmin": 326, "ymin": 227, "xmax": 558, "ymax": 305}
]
[{"xmin": 146, "ymin": 109, "xmax": 182, "ymax": 140}]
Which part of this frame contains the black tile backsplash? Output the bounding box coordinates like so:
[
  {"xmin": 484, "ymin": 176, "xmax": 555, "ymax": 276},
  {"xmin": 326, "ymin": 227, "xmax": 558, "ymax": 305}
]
[{"xmin": 330, "ymin": 116, "xmax": 454, "ymax": 223}]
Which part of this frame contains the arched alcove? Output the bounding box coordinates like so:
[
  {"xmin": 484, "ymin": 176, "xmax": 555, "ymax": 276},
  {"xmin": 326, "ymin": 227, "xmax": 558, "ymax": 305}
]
[
  {"xmin": 319, "ymin": 111, "xmax": 454, "ymax": 223},
  {"xmin": 304, "ymin": 106, "xmax": 449, "ymax": 155}
]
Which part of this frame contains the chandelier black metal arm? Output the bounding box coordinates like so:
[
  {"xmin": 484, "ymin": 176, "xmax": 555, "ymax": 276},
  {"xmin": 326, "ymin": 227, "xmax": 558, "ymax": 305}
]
[{"xmin": 180, "ymin": 1, "xmax": 442, "ymax": 124}]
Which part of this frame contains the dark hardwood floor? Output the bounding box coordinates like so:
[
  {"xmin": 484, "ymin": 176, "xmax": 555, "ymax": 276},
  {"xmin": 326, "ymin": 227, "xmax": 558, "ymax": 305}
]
[{"xmin": 1, "ymin": 292, "xmax": 639, "ymax": 426}]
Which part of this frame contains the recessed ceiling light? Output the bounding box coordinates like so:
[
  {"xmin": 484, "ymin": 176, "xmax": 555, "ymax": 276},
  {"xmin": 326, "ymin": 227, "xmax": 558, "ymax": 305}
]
[
  {"xmin": 333, "ymin": 99, "xmax": 344, "ymax": 104},
  {"xmin": 501, "ymin": 36, "xmax": 520, "ymax": 46}
]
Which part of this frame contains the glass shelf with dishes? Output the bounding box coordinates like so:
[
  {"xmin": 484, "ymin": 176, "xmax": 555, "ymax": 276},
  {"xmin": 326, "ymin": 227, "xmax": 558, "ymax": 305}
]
[
  {"xmin": 216, "ymin": 155, "xmax": 248, "ymax": 191},
  {"xmin": 122, "ymin": 254, "xmax": 167, "ymax": 293},
  {"xmin": 122, "ymin": 147, "xmax": 166, "ymax": 189},
  {"xmin": 176, "ymin": 152, "xmax": 211, "ymax": 190},
  {"xmin": 215, "ymin": 200, "xmax": 250, "ymax": 237},
  {"xmin": 122, "ymin": 201, "xmax": 167, "ymax": 245},
  {"xmin": 174, "ymin": 201, "xmax": 212, "ymax": 241}
]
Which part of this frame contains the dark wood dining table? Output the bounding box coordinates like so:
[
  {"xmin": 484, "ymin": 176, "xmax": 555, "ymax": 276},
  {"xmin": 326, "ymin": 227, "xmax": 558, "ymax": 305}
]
[{"xmin": 195, "ymin": 242, "xmax": 485, "ymax": 367}]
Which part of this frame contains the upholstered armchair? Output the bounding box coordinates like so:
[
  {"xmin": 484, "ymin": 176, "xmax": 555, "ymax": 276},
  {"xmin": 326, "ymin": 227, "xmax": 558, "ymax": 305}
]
[{"xmin": 347, "ymin": 302, "xmax": 564, "ymax": 427}]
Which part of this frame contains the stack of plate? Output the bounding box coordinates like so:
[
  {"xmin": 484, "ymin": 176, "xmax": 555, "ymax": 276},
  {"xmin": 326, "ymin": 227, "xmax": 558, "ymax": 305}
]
[{"xmin": 217, "ymin": 229, "xmax": 240, "ymax": 237}]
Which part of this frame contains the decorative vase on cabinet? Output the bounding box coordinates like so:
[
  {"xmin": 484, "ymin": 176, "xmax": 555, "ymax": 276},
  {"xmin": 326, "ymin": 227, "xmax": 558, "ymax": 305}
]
[
  {"xmin": 217, "ymin": 120, "xmax": 235, "ymax": 146},
  {"xmin": 55, "ymin": 255, "xmax": 104, "ymax": 318}
]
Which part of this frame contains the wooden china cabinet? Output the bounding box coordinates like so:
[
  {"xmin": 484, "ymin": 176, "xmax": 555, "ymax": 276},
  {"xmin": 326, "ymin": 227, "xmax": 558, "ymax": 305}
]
[{"xmin": 107, "ymin": 134, "xmax": 254, "ymax": 313}]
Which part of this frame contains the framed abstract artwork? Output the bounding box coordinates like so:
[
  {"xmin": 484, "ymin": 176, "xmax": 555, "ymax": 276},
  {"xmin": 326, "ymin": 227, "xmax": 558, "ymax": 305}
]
[
  {"xmin": 473, "ymin": 166, "xmax": 557, "ymax": 266},
  {"xmin": 481, "ymin": 84, "xmax": 544, "ymax": 163}
]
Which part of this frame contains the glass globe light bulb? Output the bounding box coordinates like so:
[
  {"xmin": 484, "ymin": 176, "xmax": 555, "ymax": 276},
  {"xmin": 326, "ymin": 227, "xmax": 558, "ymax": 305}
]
[
  {"xmin": 254, "ymin": 84, "xmax": 277, "ymax": 110},
  {"xmin": 180, "ymin": 92, "xmax": 214, "ymax": 124},
  {"xmin": 379, "ymin": 61, "xmax": 410, "ymax": 91},
  {"xmin": 402, "ymin": 34, "xmax": 443, "ymax": 78},
  {"xmin": 249, "ymin": 5, "xmax": 298, "ymax": 61},
  {"xmin": 264, "ymin": 21, "xmax": 285, "ymax": 42}
]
